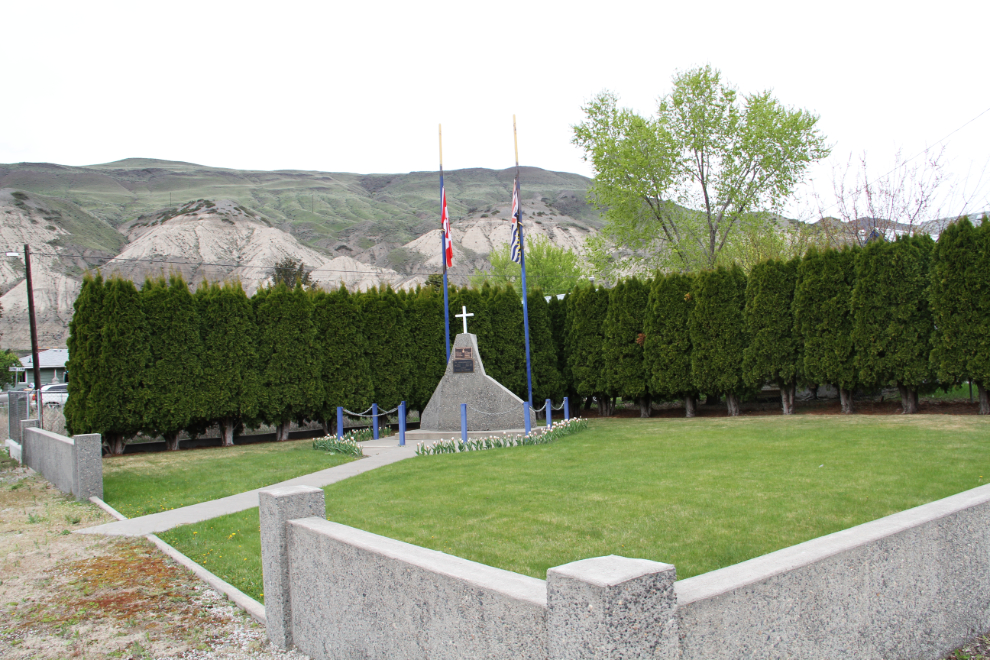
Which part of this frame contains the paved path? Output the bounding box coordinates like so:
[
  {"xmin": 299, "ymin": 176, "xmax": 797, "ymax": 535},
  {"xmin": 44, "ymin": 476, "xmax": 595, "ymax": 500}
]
[{"xmin": 79, "ymin": 440, "xmax": 416, "ymax": 537}]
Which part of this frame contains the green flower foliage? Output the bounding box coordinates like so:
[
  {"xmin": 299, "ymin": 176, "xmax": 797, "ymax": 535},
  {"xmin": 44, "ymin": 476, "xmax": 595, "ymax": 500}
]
[
  {"xmin": 603, "ymin": 277, "xmax": 650, "ymax": 399},
  {"xmin": 851, "ymin": 235, "xmax": 936, "ymax": 391},
  {"xmin": 141, "ymin": 275, "xmax": 204, "ymax": 447},
  {"xmin": 194, "ymin": 280, "xmax": 260, "ymax": 437},
  {"xmin": 88, "ymin": 276, "xmax": 151, "ymax": 453},
  {"xmin": 793, "ymin": 246, "xmax": 858, "ymax": 390},
  {"xmin": 254, "ymin": 284, "xmax": 324, "ymax": 427},
  {"xmin": 567, "ymin": 284, "xmax": 610, "ymax": 398},
  {"xmin": 527, "ymin": 287, "xmax": 563, "ymax": 404},
  {"xmin": 690, "ymin": 265, "xmax": 749, "ymax": 396},
  {"xmin": 742, "ymin": 259, "xmax": 800, "ymax": 389},
  {"xmin": 65, "ymin": 271, "xmax": 104, "ymax": 436},
  {"xmin": 312, "ymin": 285, "xmax": 374, "ymax": 420},
  {"xmin": 929, "ymin": 217, "xmax": 987, "ymax": 386},
  {"xmin": 644, "ymin": 272, "xmax": 696, "ymax": 401}
]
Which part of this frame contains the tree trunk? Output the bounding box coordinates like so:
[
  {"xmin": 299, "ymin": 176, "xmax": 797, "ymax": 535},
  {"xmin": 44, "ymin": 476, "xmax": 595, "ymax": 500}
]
[
  {"xmin": 809, "ymin": 384, "xmax": 819, "ymax": 400},
  {"xmin": 276, "ymin": 421, "xmax": 291, "ymax": 442},
  {"xmin": 106, "ymin": 433, "xmax": 126, "ymax": 456},
  {"xmin": 898, "ymin": 385, "xmax": 918, "ymax": 414},
  {"xmin": 638, "ymin": 395, "xmax": 652, "ymax": 418},
  {"xmin": 978, "ymin": 383, "xmax": 989, "ymax": 416},
  {"xmin": 684, "ymin": 396, "xmax": 696, "ymax": 418},
  {"xmin": 726, "ymin": 393, "xmax": 741, "ymax": 417},
  {"xmin": 164, "ymin": 432, "xmax": 180, "ymax": 451},
  {"xmin": 221, "ymin": 418, "xmax": 236, "ymax": 447},
  {"xmin": 584, "ymin": 396, "xmax": 594, "ymax": 412},
  {"xmin": 839, "ymin": 388, "xmax": 854, "ymax": 414},
  {"xmin": 780, "ymin": 384, "xmax": 796, "ymax": 415}
]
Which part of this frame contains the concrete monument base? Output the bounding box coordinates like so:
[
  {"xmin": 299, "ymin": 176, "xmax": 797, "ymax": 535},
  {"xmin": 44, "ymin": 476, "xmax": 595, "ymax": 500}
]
[{"xmin": 419, "ymin": 333, "xmax": 535, "ymax": 432}]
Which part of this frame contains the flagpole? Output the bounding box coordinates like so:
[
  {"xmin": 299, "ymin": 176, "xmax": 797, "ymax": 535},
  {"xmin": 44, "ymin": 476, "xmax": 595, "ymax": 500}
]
[
  {"xmin": 514, "ymin": 115, "xmax": 534, "ymax": 409},
  {"xmin": 439, "ymin": 124, "xmax": 451, "ymax": 362}
]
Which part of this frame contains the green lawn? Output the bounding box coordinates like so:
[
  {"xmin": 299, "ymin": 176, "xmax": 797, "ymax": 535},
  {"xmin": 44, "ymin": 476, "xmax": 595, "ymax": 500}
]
[
  {"xmin": 161, "ymin": 415, "xmax": 989, "ymax": 604},
  {"xmin": 103, "ymin": 439, "xmax": 357, "ymax": 518}
]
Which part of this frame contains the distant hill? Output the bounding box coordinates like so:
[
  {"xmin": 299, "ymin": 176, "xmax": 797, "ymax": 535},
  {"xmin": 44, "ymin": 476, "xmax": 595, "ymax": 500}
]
[{"xmin": 0, "ymin": 159, "xmax": 601, "ymax": 350}]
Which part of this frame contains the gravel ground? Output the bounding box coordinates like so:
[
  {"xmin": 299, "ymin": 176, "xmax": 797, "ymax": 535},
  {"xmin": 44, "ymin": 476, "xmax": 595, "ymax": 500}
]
[{"xmin": 0, "ymin": 465, "xmax": 307, "ymax": 659}]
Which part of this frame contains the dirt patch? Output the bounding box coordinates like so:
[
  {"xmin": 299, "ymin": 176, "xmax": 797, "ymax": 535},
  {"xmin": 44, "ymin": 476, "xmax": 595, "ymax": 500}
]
[{"xmin": 0, "ymin": 470, "xmax": 306, "ymax": 659}]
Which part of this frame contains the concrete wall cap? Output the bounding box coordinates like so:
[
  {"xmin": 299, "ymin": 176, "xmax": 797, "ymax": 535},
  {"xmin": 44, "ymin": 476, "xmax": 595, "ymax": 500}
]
[
  {"xmin": 259, "ymin": 485, "xmax": 323, "ymax": 498},
  {"xmin": 26, "ymin": 427, "xmax": 74, "ymax": 448},
  {"xmin": 549, "ymin": 555, "xmax": 676, "ymax": 587},
  {"xmin": 291, "ymin": 517, "xmax": 548, "ymax": 607},
  {"xmin": 676, "ymin": 482, "xmax": 990, "ymax": 605}
]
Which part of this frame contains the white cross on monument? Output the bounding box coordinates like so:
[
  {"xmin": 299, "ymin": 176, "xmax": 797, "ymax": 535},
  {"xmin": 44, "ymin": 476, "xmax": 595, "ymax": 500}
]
[{"xmin": 455, "ymin": 305, "xmax": 474, "ymax": 334}]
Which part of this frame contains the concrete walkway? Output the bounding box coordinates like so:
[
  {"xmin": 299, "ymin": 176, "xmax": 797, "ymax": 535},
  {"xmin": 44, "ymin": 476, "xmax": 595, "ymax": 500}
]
[{"xmin": 79, "ymin": 440, "xmax": 416, "ymax": 537}]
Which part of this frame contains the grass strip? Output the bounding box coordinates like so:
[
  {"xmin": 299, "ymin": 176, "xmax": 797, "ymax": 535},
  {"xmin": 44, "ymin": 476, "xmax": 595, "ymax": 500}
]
[
  {"xmin": 103, "ymin": 438, "xmax": 357, "ymax": 518},
  {"xmin": 160, "ymin": 415, "xmax": 989, "ymax": 603}
]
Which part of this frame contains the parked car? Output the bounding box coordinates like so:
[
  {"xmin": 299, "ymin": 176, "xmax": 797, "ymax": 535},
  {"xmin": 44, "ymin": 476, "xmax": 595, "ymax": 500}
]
[{"xmin": 31, "ymin": 383, "xmax": 69, "ymax": 407}]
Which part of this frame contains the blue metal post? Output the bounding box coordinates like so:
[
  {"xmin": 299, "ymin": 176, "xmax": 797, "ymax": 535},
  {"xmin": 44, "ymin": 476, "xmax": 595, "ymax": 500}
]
[
  {"xmin": 518, "ymin": 215, "xmax": 534, "ymax": 408},
  {"xmin": 399, "ymin": 401, "xmax": 406, "ymax": 446},
  {"xmin": 460, "ymin": 403, "xmax": 467, "ymax": 443},
  {"xmin": 546, "ymin": 398, "xmax": 552, "ymax": 428},
  {"xmin": 336, "ymin": 406, "xmax": 344, "ymax": 439},
  {"xmin": 442, "ymin": 239, "xmax": 451, "ymax": 362},
  {"xmin": 372, "ymin": 403, "xmax": 379, "ymax": 440},
  {"xmin": 564, "ymin": 396, "xmax": 570, "ymax": 421},
  {"xmin": 524, "ymin": 402, "xmax": 531, "ymax": 435}
]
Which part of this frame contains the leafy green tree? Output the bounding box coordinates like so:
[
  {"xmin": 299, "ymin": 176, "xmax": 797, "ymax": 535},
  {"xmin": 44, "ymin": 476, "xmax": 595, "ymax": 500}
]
[
  {"xmin": 603, "ymin": 278, "xmax": 652, "ymax": 416},
  {"xmin": 470, "ymin": 235, "xmax": 584, "ymax": 296},
  {"xmin": 65, "ymin": 272, "xmax": 105, "ymax": 436},
  {"xmin": 851, "ymin": 235, "xmax": 936, "ymax": 414},
  {"xmin": 195, "ymin": 280, "xmax": 260, "ymax": 445},
  {"xmin": 742, "ymin": 259, "xmax": 801, "ymax": 414},
  {"xmin": 484, "ymin": 284, "xmax": 527, "ymax": 399},
  {"xmin": 527, "ymin": 287, "xmax": 563, "ymax": 407},
  {"xmin": 269, "ymin": 258, "xmax": 313, "ymax": 288},
  {"xmin": 573, "ymin": 65, "xmax": 829, "ymax": 274},
  {"xmin": 547, "ymin": 292, "xmax": 575, "ymax": 401},
  {"xmin": 644, "ymin": 272, "xmax": 697, "ymax": 416},
  {"xmin": 425, "ymin": 273, "xmax": 444, "ymax": 292},
  {"xmin": 254, "ymin": 283, "xmax": 324, "ymax": 440},
  {"xmin": 567, "ymin": 284, "xmax": 614, "ymax": 416},
  {"xmin": 0, "ymin": 350, "xmax": 19, "ymax": 389},
  {"xmin": 400, "ymin": 286, "xmax": 446, "ymax": 413},
  {"xmin": 793, "ymin": 246, "xmax": 859, "ymax": 413},
  {"xmin": 312, "ymin": 286, "xmax": 374, "ymax": 430},
  {"xmin": 929, "ymin": 216, "xmax": 990, "ymax": 414},
  {"xmin": 87, "ymin": 276, "xmax": 151, "ymax": 455},
  {"xmin": 141, "ymin": 275, "xmax": 204, "ymax": 450},
  {"xmin": 690, "ymin": 265, "xmax": 750, "ymax": 415},
  {"xmin": 361, "ymin": 285, "xmax": 410, "ymax": 411}
]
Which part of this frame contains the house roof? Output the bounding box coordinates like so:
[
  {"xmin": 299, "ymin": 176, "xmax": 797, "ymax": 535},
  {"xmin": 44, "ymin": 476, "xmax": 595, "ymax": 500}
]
[{"xmin": 21, "ymin": 349, "xmax": 69, "ymax": 370}]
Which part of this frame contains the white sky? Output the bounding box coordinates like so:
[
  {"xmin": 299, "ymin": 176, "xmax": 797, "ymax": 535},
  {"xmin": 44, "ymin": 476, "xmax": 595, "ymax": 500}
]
[{"xmin": 2, "ymin": 0, "xmax": 989, "ymax": 219}]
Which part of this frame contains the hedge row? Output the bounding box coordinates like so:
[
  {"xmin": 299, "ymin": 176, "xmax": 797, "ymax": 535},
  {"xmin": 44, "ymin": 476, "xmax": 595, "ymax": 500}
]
[{"xmin": 66, "ymin": 217, "xmax": 990, "ymax": 452}]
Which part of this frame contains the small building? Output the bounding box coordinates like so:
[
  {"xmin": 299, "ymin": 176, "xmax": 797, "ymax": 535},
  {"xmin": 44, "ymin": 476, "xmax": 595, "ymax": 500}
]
[{"xmin": 17, "ymin": 349, "xmax": 69, "ymax": 388}]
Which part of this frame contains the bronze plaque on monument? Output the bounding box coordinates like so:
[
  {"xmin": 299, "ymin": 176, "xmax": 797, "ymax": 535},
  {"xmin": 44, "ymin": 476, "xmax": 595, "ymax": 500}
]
[{"xmin": 453, "ymin": 347, "xmax": 474, "ymax": 373}]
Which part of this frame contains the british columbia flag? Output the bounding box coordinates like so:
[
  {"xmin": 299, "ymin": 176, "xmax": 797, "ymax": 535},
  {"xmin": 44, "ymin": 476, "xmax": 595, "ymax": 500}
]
[{"xmin": 509, "ymin": 176, "xmax": 522, "ymax": 264}]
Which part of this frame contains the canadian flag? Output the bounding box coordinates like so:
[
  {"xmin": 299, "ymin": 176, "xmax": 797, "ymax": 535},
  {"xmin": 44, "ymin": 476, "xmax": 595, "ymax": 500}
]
[{"xmin": 441, "ymin": 185, "xmax": 453, "ymax": 268}]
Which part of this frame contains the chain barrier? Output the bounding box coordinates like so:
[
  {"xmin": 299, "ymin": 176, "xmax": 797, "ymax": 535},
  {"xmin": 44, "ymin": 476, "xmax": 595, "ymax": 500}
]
[
  {"xmin": 552, "ymin": 402, "xmax": 566, "ymax": 410},
  {"xmin": 342, "ymin": 405, "xmax": 400, "ymax": 418},
  {"xmin": 532, "ymin": 403, "xmax": 548, "ymax": 413}
]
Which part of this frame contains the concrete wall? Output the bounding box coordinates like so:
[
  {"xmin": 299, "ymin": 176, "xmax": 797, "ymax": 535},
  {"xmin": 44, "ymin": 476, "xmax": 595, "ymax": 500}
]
[
  {"xmin": 19, "ymin": 419, "xmax": 102, "ymax": 500},
  {"xmin": 675, "ymin": 483, "xmax": 990, "ymax": 660},
  {"xmin": 260, "ymin": 484, "xmax": 990, "ymax": 660}
]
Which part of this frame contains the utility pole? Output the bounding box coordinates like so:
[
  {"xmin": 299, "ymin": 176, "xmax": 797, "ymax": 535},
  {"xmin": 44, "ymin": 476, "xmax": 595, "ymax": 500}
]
[{"xmin": 23, "ymin": 244, "xmax": 43, "ymax": 427}]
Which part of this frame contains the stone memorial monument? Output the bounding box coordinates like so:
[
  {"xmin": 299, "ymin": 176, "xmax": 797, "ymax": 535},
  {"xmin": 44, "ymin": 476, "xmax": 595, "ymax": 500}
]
[{"xmin": 419, "ymin": 306, "xmax": 535, "ymax": 432}]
